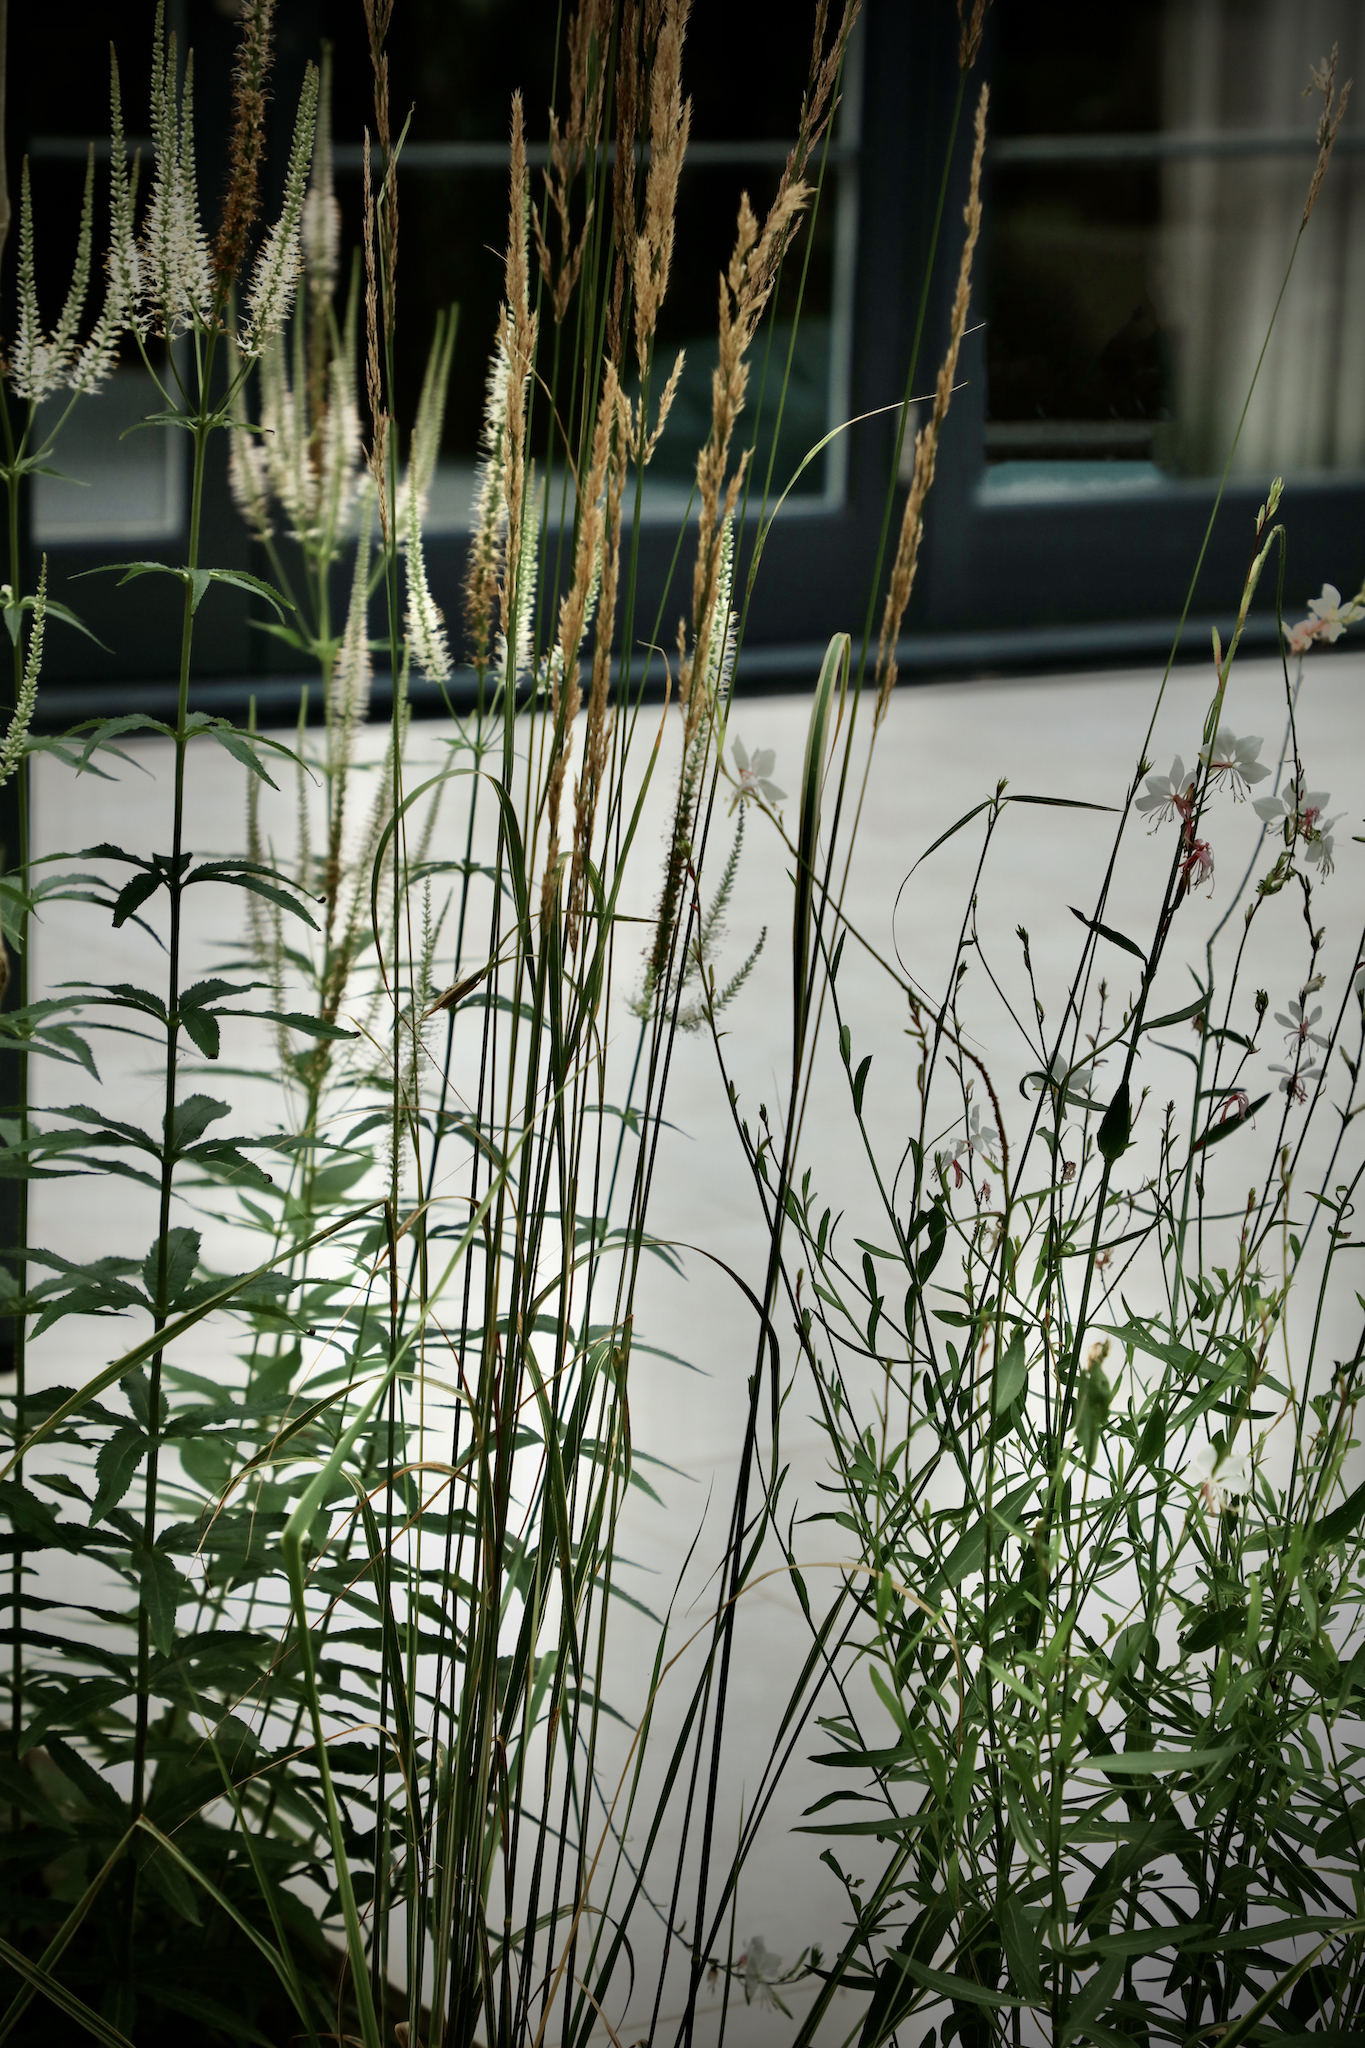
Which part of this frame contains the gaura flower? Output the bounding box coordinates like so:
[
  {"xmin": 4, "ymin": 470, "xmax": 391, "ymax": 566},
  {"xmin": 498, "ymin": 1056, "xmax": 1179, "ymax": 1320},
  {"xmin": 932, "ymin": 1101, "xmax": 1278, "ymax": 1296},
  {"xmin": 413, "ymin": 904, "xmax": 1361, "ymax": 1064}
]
[
  {"xmin": 1199, "ymin": 728, "xmax": 1270, "ymax": 799},
  {"xmin": 1287, "ymin": 582, "xmax": 1364, "ymax": 653},
  {"xmin": 950, "ymin": 1101, "xmax": 999, "ymax": 1185},
  {"xmin": 1216, "ymin": 1088, "xmax": 1251, "ymax": 1123},
  {"xmin": 1274, "ymin": 998, "xmax": 1329, "ymax": 1052},
  {"xmin": 1136, "ymin": 755, "xmax": 1197, "ymax": 830},
  {"xmin": 1269, "ymin": 1058, "xmax": 1320, "ymax": 1103},
  {"xmin": 741, "ymin": 1938, "xmax": 783, "ymax": 2011},
  {"xmin": 1188, "ymin": 1440, "xmax": 1252, "ymax": 1513},
  {"xmin": 1027, "ymin": 1048, "xmax": 1099, "ymax": 1111},
  {"xmin": 730, "ymin": 736, "xmax": 785, "ymax": 809},
  {"xmin": 1180, "ymin": 837, "xmax": 1215, "ymax": 893},
  {"xmin": 1253, "ymin": 775, "xmax": 1341, "ymax": 872}
]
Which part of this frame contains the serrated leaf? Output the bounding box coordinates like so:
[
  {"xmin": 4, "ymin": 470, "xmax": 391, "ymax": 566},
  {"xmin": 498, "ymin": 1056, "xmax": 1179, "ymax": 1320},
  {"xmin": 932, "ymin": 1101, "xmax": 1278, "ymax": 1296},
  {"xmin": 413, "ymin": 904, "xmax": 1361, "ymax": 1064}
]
[
  {"xmin": 92, "ymin": 1424, "xmax": 148, "ymax": 1525},
  {"xmin": 168, "ymin": 1095, "xmax": 230, "ymax": 1150},
  {"xmin": 112, "ymin": 870, "xmax": 162, "ymax": 928},
  {"xmin": 179, "ymin": 1006, "xmax": 221, "ymax": 1059},
  {"xmin": 141, "ymin": 1227, "xmax": 200, "ymax": 1310},
  {"xmin": 136, "ymin": 1545, "xmax": 188, "ymax": 1656}
]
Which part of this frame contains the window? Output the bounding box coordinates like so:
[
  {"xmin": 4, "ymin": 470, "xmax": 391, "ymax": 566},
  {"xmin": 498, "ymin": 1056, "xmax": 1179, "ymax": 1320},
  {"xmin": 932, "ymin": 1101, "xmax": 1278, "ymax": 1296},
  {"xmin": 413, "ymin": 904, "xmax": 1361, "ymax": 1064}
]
[{"xmin": 13, "ymin": 0, "xmax": 1361, "ymax": 712}]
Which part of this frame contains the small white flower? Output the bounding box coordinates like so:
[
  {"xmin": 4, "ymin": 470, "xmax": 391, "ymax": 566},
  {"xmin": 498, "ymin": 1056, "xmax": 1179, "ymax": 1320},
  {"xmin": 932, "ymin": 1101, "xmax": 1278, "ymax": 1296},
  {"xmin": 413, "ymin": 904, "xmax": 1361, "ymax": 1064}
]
[
  {"xmin": 1354, "ymin": 960, "xmax": 1365, "ymax": 998},
  {"xmin": 1253, "ymin": 775, "xmax": 1340, "ymax": 872},
  {"xmin": 951, "ymin": 1101, "xmax": 999, "ymax": 1185},
  {"xmin": 1135, "ymin": 755, "xmax": 1197, "ymax": 829},
  {"xmin": 1188, "ymin": 1440, "xmax": 1252, "ymax": 1513},
  {"xmin": 1274, "ymin": 998, "xmax": 1328, "ymax": 1051},
  {"xmin": 1029, "ymin": 1049, "xmax": 1099, "ymax": 1110},
  {"xmin": 742, "ymin": 1937, "xmax": 782, "ymax": 2011},
  {"xmin": 731, "ymin": 736, "xmax": 785, "ymax": 806},
  {"xmin": 1199, "ymin": 728, "xmax": 1270, "ymax": 799},
  {"xmin": 1269, "ymin": 1059, "xmax": 1320, "ymax": 1104},
  {"xmin": 1306, "ymin": 582, "xmax": 1363, "ymax": 642}
]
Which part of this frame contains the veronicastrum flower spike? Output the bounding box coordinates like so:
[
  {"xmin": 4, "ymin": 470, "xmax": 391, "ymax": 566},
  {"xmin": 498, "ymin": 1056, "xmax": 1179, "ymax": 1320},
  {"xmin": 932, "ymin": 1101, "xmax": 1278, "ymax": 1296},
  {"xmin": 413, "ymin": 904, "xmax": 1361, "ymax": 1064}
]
[
  {"xmin": 143, "ymin": 6, "xmax": 213, "ymax": 338},
  {"xmin": 0, "ymin": 559, "xmax": 46, "ymax": 788},
  {"xmin": 404, "ymin": 482, "xmax": 452, "ymax": 683},
  {"xmin": 10, "ymin": 153, "xmax": 96, "ymax": 403},
  {"xmin": 240, "ymin": 61, "xmax": 320, "ymax": 357}
]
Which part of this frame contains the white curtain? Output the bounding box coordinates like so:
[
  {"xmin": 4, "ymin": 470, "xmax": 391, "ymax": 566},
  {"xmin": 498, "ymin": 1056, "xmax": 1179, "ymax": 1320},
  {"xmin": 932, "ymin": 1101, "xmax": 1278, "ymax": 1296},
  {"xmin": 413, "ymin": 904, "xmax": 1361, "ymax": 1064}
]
[{"xmin": 1160, "ymin": 0, "xmax": 1365, "ymax": 474}]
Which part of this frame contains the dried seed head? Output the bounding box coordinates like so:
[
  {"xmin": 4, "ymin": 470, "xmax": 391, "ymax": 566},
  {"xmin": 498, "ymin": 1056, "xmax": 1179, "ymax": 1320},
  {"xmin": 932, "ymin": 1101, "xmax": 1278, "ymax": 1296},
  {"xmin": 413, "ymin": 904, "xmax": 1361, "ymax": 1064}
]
[
  {"xmin": 955, "ymin": 0, "xmax": 991, "ymax": 72},
  {"xmin": 876, "ymin": 82, "xmax": 987, "ymax": 720},
  {"xmin": 1304, "ymin": 45, "xmax": 1353, "ymax": 225},
  {"xmin": 213, "ymin": 0, "xmax": 275, "ymax": 290},
  {"xmin": 633, "ymin": 0, "xmax": 692, "ymax": 375}
]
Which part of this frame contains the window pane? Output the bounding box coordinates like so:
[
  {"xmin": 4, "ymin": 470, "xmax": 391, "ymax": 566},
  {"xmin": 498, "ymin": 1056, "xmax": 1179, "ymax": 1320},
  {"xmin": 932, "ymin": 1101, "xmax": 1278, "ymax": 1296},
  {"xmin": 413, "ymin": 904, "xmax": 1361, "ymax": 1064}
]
[{"xmin": 986, "ymin": 0, "xmax": 1365, "ymax": 493}]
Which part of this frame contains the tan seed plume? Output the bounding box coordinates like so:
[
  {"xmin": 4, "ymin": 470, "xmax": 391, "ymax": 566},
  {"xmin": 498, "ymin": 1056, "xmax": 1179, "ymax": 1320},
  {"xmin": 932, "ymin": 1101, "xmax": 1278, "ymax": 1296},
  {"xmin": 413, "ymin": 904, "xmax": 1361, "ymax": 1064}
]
[
  {"xmin": 362, "ymin": 129, "xmax": 389, "ymax": 543},
  {"xmin": 535, "ymin": 0, "xmax": 609, "ymax": 324},
  {"xmin": 542, "ymin": 366, "xmax": 615, "ymax": 920},
  {"xmin": 608, "ymin": 0, "xmax": 639, "ymax": 364},
  {"xmin": 875, "ymin": 81, "xmax": 987, "ymax": 723},
  {"xmin": 570, "ymin": 370, "xmax": 631, "ymax": 947},
  {"xmin": 633, "ymin": 0, "xmax": 692, "ymax": 378},
  {"xmin": 1304, "ymin": 45, "xmax": 1353, "ymax": 225},
  {"xmin": 213, "ymin": 0, "xmax": 275, "ymax": 293},
  {"xmin": 956, "ymin": 0, "xmax": 992, "ymax": 73}
]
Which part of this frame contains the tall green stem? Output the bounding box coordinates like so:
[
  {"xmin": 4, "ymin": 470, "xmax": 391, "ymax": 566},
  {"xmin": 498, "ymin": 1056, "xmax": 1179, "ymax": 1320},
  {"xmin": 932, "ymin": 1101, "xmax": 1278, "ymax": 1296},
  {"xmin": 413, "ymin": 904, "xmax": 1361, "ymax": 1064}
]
[{"xmin": 130, "ymin": 411, "xmax": 211, "ymax": 1821}]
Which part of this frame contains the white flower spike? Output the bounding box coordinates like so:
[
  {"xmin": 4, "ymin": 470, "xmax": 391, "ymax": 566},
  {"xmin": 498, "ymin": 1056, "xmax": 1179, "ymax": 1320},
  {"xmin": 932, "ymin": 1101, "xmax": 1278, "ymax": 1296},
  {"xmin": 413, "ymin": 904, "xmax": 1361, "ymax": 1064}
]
[
  {"xmin": 240, "ymin": 62, "xmax": 319, "ymax": 357},
  {"xmin": 0, "ymin": 559, "xmax": 45, "ymax": 788}
]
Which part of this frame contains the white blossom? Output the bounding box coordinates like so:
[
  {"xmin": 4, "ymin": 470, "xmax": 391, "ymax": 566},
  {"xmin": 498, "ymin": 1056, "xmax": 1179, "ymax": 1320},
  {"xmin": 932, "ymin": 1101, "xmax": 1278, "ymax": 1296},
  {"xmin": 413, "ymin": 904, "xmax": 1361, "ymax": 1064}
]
[
  {"xmin": 1199, "ymin": 727, "xmax": 1270, "ymax": 799},
  {"xmin": 240, "ymin": 64, "xmax": 319, "ymax": 357},
  {"xmin": 952, "ymin": 1101, "xmax": 999, "ymax": 1179},
  {"xmin": 143, "ymin": 13, "xmax": 213, "ymax": 337},
  {"xmin": 1188, "ymin": 1440, "xmax": 1252, "ymax": 1513},
  {"xmin": 1269, "ymin": 1058, "xmax": 1320, "ymax": 1104},
  {"xmin": 1286, "ymin": 582, "xmax": 1365, "ymax": 654},
  {"xmin": 405, "ymin": 484, "xmax": 451, "ymax": 683},
  {"xmin": 1029, "ymin": 1048, "xmax": 1099, "ymax": 1110},
  {"xmin": 1136, "ymin": 755, "xmax": 1196, "ymax": 829},
  {"xmin": 731, "ymin": 736, "xmax": 785, "ymax": 806},
  {"xmin": 1274, "ymin": 998, "xmax": 1329, "ymax": 1052},
  {"xmin": 0, "ymin": 559, "xmax": 44, "ymax": 787},
  {"xmin": 741, "ymin": 1938, "xmax": 783, "ymax": 2011}
]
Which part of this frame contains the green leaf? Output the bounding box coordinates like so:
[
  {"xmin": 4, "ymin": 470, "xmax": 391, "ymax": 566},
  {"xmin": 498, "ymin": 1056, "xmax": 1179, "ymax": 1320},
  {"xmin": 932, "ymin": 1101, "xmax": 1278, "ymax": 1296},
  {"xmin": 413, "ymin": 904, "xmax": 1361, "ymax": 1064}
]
[
  {"xmin": 1138, "ymin": 1402, "xmax": 1166, "ymax": 1467},
  {"xmin": 1074, "ymin": 1744, "xmax": 1241, "ymax": 1776},
  {"xmin": 168, "ymin": 1096, "xmax": 231, "ymax": 1150},
  {"xmin": 0, "ymin": 1931, "xmax": 136, "ymax": 2047},
  {"xmin": 222, "ymin": 1007, "xmax": 356, "ymax": 1041},
  {"xmin": 136, "ymin": 1545, "xmax": 189, "ymax": 1656},
  {"xmin": 994, "ymin": 1329, "xmax": 1027, "ymax": 1415},
  {"xmin": 853, "ymin": 1054, "xmax": 873, "ymax": 1117},
  {"xmin": 1192, "ymin": 1094, "xmax": 1270, "ymax": 1151},
  {"xmin": 92, "ymin": 1424, "xmax": 148, "ymax": 1525},
  {"xmin": 997, "ymin": 1896, "xmax": 1042, "ymax": 2001},
  {"xmin": 199, "ymin": 567, "xmax": 293, "ymax": 619},
  {"xmin": 178, "ymin": 1006, "xmax": 221, "ymax": 1059},
  {"xmin": 1070, "ymin": 906, "xmax": 1146, "ymax": 962},
  {"xmin": 887, "ymin": 1954, "xmax": 1022, "ymax": 2011},
  {"xmin": 112, "ymin": 870, "xmax": 163, "ymax": 928},
  {"xmin": 1144, "ymin": 994, "xmax": 1210, "ymax": 1031},
  {"xmin": 141, "ymin": 1227, "xmax": 200, "ymax": 1309},
  {"xmin": 1096, "ymin": 1078, "xmax": 1130, "ymax": 1165},
  {"xmin": 1315, "ymin": 1475, "xmax": 1365, "ymax": 1547},
  {"xmin": 1075, "ymin": 1352, "xmax": 1113, "ymax": 1463},
  {"xmin": 205, "ymin": 723, "xmax": 279, "ymax": 788}
]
